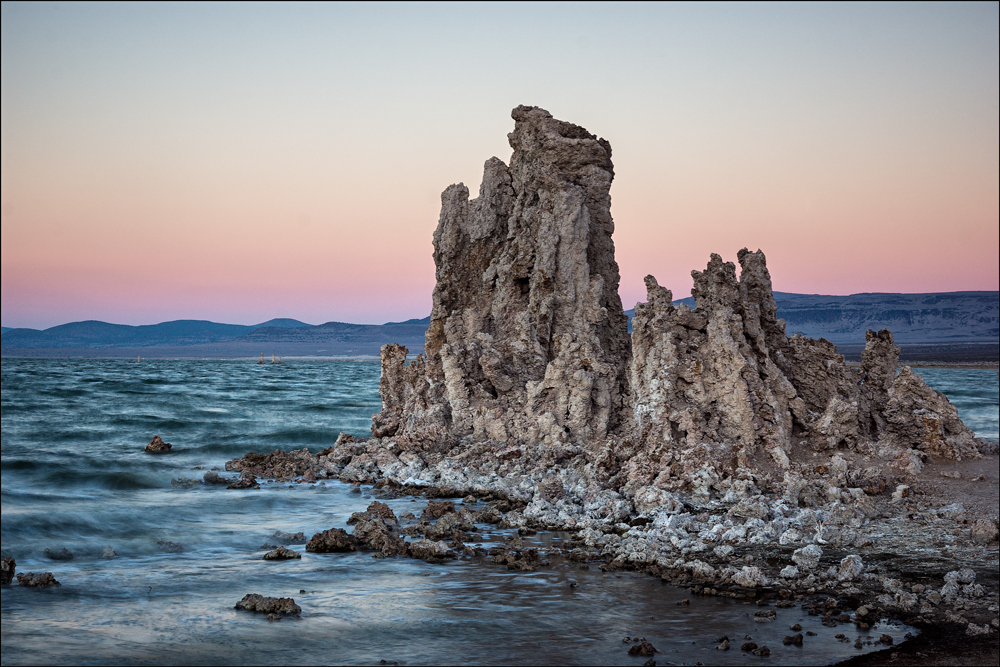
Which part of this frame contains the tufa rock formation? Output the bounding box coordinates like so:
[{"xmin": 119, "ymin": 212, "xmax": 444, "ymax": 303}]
[
  {"xmin": 372, "ymin": 105, "xmax": 630, "ymax": 452},
  {"xmin": 371, "ymin": 106, "xmax": 983, "ymax": 496},
  {"xmin": 144, "ymin": 436, "xmax": 172, "ymax": 453}
]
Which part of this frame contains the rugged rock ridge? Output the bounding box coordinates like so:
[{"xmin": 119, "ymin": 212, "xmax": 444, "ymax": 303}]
[
  {"xmin": 373, "ymin": 105, "xmax": 631, "ymax": 451},
  {"xmin": 626, "ymin": 249, "xmax": 982, "ymax": 500},
  {"xmin": 373, "ymin": 105, "xmax": 982, "ymax": 488}
]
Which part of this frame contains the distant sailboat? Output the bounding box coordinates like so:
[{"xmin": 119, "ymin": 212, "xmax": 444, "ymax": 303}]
[{"xmin": 257, "ymin": 353, "xmax": 265, "ymax": 365}]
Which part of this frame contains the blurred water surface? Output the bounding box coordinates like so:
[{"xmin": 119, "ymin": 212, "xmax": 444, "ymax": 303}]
[{"xmin": 3, "ymin": 359, "xmax": 994, "ymax": 665}]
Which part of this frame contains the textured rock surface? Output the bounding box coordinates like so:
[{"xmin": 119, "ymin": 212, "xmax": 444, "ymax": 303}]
[
  {"xmin": 225, "ymin": 108, "xmax": 997, "ymax": 647},
  {"xmin": 234, "ymin": 593, "xmax": 301, "ymax": 615},
  {"xmin": 16, "ymin": 571, "xmax": 60, "ymax": 587},
  {"xmin": 305, "ymin": 528, "xmax": 355, "ymax": 553},
  {"xmin": 372, "ymin": 105, "xmax": 630, "ymax": 452},
  {"xmin": 262, "ymin": 546, "xmax": 301, "ymax": 560},
  {"xmin": 144, "ymin": 436, "xmax": 172, "ymax": 453},
  {"xmin": 1, "ymin": 557, "xmax": 14, "ymax": 585},
  {"xmin": 368, "ymin": 108, "xmax": 984, "ymax": 514}
]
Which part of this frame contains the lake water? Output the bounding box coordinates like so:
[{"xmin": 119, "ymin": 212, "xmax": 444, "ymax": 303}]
[{"xmin": 2, "ymin": 359, "xmax": 996, "ymax": 665}]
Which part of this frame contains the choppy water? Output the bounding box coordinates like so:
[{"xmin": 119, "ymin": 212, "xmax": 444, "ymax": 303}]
[{"xmin": 2, "ymin": 359, "xmax": 996, "ymax": 665}]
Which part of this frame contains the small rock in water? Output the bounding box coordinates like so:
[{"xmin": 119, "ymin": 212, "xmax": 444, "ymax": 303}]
[
  {"xmin": 752, "ymin": 646, "xmax": 771, "ymax": 657},
  {"xmin": 271, "ymin": 531, "xmax": 307, "ymax": 543},
  {"xmin": 227, "ymin": 471, "xmax": 260, "ymax": 490},
  {"xmin": 879, "ymin": 634, "xmax": 894, "ymax": 645},
  {"xmin": 266, "ymin": 613, "xmax": 282, "ymax": 621},
  {"xmin": 305, "ymin": 528, "xmax": 356, "ymax": 553},
  {"xmin": 740, "ymin": 641, "xmax": 758, "ymax": 651},
  {"xmin": 102, "ymin": 546, "xmax": 116, "ymax": 559},
  {"xmin": 17, "ymin": 571, "xmax": 60, "ymax": 587},
  {"xmin": 627, "ymin": 640, "xmax": 657, "ymax": 656},
  {"xmin": 44, "ymin": 548, "xmax": 74, "ymax": 561},
  {"xmin": 234, "ymin": 593, "xmax": 301, "ymax": 615},
  {"xmin": 170, "ymin": 477, "xmax": 201, "ymax": 488},
  {"xmin": 716, "ymin": 639, "xmax": 731, "ymax": 650},
  {"xmin": 262, "ymin": 547, "xmax": 301, "ymax": 561},
  {"xmin": 783, "ymin": 633, "xmax": 803, "ymax": 646},
  {"xmin": 144, "ymin": 436, "xmax": 172, "ymax": 453},
  {"xmin": 1, "ymin": 557, "xmax": 15, "ymax": 585},
  {"xmin": 203, "ymin": 471, "xmax": 229, "ymax": 485}
]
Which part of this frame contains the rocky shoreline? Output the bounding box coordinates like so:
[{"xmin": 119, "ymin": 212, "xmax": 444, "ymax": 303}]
[
  {"xmin": 223, "ymin": 104, "xmax": 997, "ymax": 662},
  {"xmin": 220, "ymin": 443, "xmax": 999, "ymax": 647}
]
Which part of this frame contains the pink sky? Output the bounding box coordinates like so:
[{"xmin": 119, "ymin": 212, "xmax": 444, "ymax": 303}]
[{"xmin": 2, "ymin": 3, "xmax": 997, "ymax": 329}]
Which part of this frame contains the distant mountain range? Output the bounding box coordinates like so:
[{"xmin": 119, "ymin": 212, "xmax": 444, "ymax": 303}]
[
  {"xmin": 2, "ymin": 291, "xmax": 996, "ymax": 360},
  {"xmin": 626, "ymin": 290, "xmax": 998, "ymax": 344}
]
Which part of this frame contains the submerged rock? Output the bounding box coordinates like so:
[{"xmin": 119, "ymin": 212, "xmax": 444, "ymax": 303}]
[
  {"xmin": 156, "ymin": 540, "xmax": 183, "ymax": 553},
  {"xmin": 234, "ymin": 593, "xmax": 301, "ymax": 615},
  {"xmin": 144, "ymin": 436, "xmax": 172, "ymax": 453},
  {"xmin": 270, "ymin": 531, "xmax": 307, "ymax": 544},
  {"xmin": 1, "ymin": 557, "xmax": 14, "ymax": 585},
  {"xmin": 44, "ymin": 547, "xmax": 74, "ymax": 561},
  {"xmin": 17, "ymin": 571, "xmax": 60, "ymax": 587}
]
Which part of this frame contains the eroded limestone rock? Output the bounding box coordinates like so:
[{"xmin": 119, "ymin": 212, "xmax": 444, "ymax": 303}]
[
  {"xmin": 144, "ymin": 436, "xmax": 172, "ymax": 453},
  {"xmin": 234, "ymin": 593, "xmax": 301, "ymax": 615},
  {"xmin": 372, "ymin": 105, "xmax": 631, "ymax": 452}
]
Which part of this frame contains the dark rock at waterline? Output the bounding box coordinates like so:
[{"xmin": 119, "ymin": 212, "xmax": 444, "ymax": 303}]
[
  {"xmin": 348, "ymin": 501, "xmax": 398, "ymax": 527},
  {"xmin": 1, "ymin": 557, "xmax": 15, "ymax": 585},
  {"xmin": 270, "ymin": 531, "xmax": 307, "ymax": 543},
  {"xmin": 741, "ymin": 641, "xmax": 758, "ymax": 651},
  {"xmin": 491, "ymin": 545, "xmax": 546, "ymax": 571},
  {"xmin": 170, "ymin": 477, "xmax": 201, "ymax": 488},
  {"xmin": 145, "ymin": 436, "xmax": 172, "ymax": 453},
  {"xmin": 227, "ymin": 471, "xmax": 260, "ymax": 490},
  {"xmin": 262, "ymin": 547, "xmax": 301, "ymax": 560},
  {"xmin": 627, "ymin": 640, "xmax": 657, "ymax": 656},
  {"xmin": 752, "ymin": 645, "xmax": 771, "ymax": 656},
  {"xmin": 422, "ymin": 500, "xmax": 455, "ymax": 519},
  {"xmin": 203, "ymin": 471, "xmax": 229, "ymax": 485},
  {"xmin": 351, "ymin": 515, "xmax": 407, "ymax": 557},
  {"xmin": 406, "ymin": 539, "xmax": 456, "ymax": 562},
  {"xmin": 17, "ymin": 571, "xmax": 60, "ymax": 587},
  {"xmin": 226, "ymin": 448, "xmax": 315, "ymax": 481},
  {"xmin": 44, "ymin": 547, "xmax": 74, "ymax": 561},
  {"xmin": 234, "ymin": 593, "xmax": 301, "ymax": 615},
  {"xmin": 305, "ymin": 528, "xmax": 356, "ymax": 553},
  {"xmin": 783, "ymin": 633, "xmax": 803, "ymax": 646},
  {"xmin": 879, "ymin": 634, "xmax": 894, "ymax": 645}
]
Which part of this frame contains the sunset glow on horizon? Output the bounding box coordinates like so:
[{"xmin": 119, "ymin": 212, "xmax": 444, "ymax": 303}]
[{"xmin": 2, "ymin": 2, "xmax": 997, "ymax": 330}]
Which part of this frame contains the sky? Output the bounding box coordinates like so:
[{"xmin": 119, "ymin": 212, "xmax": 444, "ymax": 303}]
[{"xmin": 2, "ymin": 2, "xmax": 998, "ymax": 330}]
